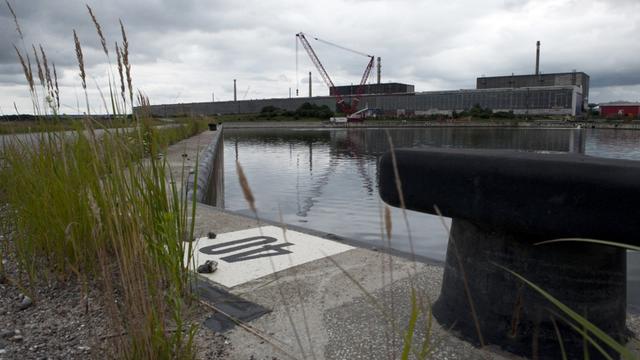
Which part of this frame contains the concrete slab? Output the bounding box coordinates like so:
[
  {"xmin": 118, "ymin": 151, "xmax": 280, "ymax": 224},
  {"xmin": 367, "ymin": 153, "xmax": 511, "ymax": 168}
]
[{"xmin": 190, "ymin": 226, "xmax": 353, "ymax": 288}]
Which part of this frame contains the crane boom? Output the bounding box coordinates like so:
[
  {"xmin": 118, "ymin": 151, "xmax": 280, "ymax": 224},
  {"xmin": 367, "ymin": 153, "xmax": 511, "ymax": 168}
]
[
  {"xmin": 295, "ymin": 32, "xmax": 374, "ymax": 116},
  {"xmin": 296, "ymin": 33, "xmax": 336, "ymax": 90},
  {"xmin": 350, "ymin": 56, "xmax": 374, "ymax": 111},
  {"xmin": 296, "ymin": 33, "xmax": 349, "ymax": 113}
]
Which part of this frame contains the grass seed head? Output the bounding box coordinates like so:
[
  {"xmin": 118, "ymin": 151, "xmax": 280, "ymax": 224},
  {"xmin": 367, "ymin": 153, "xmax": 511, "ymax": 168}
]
[
  {"xmin": 52, "ymin": 62, "xmax": 60, "ymax": 110},
  {"xmin": 115, "ymin": 42, "xmax": 126, "ymax": 106},
  {"xmin": 119, "ymin": 19, "xmax": 133, "ymax": 105},
  {"xmin": 13, "ymin": 44, "xmax": 34, "ymax": 92},
  {"xmin": 73, "ymin": 29, "xmax": 86, "ymax": 90},
  {"xmin": 235, "ymin": 161, "xmax": 256, "ymax": 213},
  {"xmin": 384, "ymin": 205, "xmax": 392, "ymax": 240},
  {"xmin": 32, "ymin": 44, "xmax": 45, "ymax": 89},
  {"xmin": 86, "ymin": 5, "xmax": 108, "ymax": 56},
  {"xmin": 39, "ymin": 45, "xmax": 53, "ymax": 92},
  {"xmin": 5, "ymin": 0, "xmax": 23, "ymax": 39}
]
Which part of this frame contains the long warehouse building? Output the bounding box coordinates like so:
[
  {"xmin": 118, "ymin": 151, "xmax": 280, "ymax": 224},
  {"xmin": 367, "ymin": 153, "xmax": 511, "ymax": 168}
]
[{"xmin": 144, "ymin": 84, "xmax": 584, "ymax": 117}]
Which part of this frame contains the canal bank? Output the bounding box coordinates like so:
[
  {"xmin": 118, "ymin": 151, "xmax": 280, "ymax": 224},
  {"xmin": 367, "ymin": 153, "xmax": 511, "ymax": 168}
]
[
  {"xmin": 218, "ymin": 119, "xmax": 640, "ymax": 130},
  {"xmin": 169, "ymin": 124, "xmax": 640, "ymax": 359}
]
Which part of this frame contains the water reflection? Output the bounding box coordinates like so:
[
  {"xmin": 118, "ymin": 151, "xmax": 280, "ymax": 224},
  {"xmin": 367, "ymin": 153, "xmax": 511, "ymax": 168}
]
[{"xmin": 223, "ymin": 127, "xmax": 640, "ymax": 311}]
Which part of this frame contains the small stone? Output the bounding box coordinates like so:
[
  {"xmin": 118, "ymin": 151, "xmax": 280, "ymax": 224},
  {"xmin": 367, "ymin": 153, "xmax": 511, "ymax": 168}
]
[
  {"xmin": 197, "ymin": 260, "xmax": 218, "ymax": 274},
  {"xmin": 207, "ymin": 232, "xmax": 216, "ymax": 239},
  {"xmin": 10, "ymin": 335, "xmax": 23, "ymax": 342},
  {"xmin": 19, "ymin": 296, "xmax": 33, "ymax": 310},
  {"xmin": 0, "ymin": 349, "xmax": 6, "ymax": 354},
  {"xmin": 0, "ymin": 330, "xmax": 13, "ymax": 338},
  {"xmin": 77, "ymin": 346, "xmax": 90, "ymax": 351}
]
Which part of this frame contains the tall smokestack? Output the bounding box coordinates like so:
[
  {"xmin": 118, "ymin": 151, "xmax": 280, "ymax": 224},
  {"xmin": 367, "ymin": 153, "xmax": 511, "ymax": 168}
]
[
  {"xmin": 377, "ymin": 57, "xmax": 381, "ymax": 84},
  {"xmin": 535, "ymin": 41, "xmax": 540, "ymax": 75},
  {"xmin": 308, "ymin": 71, "xmax": 312, "ymax": 97},
  {"xmin": 233, "ymin": 79, "xmax": 237, "ymax": 102}
]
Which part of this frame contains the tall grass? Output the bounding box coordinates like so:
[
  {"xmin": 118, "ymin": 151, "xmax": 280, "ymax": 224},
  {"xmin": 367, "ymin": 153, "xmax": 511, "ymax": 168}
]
[
  {"xmin": 0, "ymin": 3, "xmax": 209, "ymax": 358},
  {"xmin": 1, "ymin": 121, "xmax": 203, "ymax": 358}
]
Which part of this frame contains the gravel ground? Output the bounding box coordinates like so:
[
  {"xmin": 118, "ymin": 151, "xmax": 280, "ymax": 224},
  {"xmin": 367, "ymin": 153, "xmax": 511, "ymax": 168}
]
[
  {"xmin": 0, "ymin": 214, "xmax": 228, "ymax": 359},
  {"xmin": 0, "ymin": 240, "xmax": 111, "ymax": 359}
]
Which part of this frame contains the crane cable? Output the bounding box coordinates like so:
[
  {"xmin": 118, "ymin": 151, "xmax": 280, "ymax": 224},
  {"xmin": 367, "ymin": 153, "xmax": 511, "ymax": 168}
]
[
  {"xmin": 311, "ymin": 35, "xmax": 372, "ymax": 58},
  {"xmin": 295, "ymin": 35, "xmax": 299, "ymax": 96}
]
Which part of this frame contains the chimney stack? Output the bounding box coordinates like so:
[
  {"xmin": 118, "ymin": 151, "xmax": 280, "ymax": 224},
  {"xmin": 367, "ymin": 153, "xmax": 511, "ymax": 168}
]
[
  {"xmin": 535, "ymin": 41, "xmax": 540, "ymax": 75},
  {"xmin": 309, "ymin": 71, "xmax": 312, "ymax": 97},
  {"xmin": 377, "ymin": 57, "xmax": 381, "ymax": 84},
  {"xmin": 233, "ymin": 79, "xmax": 237, "ymax": 102}
]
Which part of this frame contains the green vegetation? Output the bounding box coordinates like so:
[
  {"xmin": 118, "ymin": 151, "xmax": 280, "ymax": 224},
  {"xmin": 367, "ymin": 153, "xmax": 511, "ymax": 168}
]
[
  {"xmin": 1, "ymin": 119, "xmax": 205, "ymax": 358},
  {"xmin": 210, "ymin": 102, "xmax": 335, "ymax": 122},
  {"xmin": 0, "ymin": 116, "xmax": 174, "ymax": 135},
  {"xmin": 497, "ymin": 263, "xmax": 635, "ymax": 360},
  {"xmin": 259, "ymin": 102, "xmax": 334, "ymax": 119},
  {"xmin": 0, "ymin": 3, "xmax": 209, "ymax": 358},
  {"xmin": 451, "ymin": 104, "xmax": 516, "ymax": 119}
]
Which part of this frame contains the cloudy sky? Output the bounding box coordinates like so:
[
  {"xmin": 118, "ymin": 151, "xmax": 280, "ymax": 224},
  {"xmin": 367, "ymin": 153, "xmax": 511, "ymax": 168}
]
[{"xmin": 1, "ymin": 0, "xmax": 639, "ymax": 115}]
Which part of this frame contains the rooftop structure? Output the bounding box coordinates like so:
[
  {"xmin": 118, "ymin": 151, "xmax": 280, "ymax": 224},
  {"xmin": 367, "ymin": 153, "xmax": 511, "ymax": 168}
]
[
  {"xmin": 477, "ymin": 72, "xmax": 590, "ymax": 110},
  {"xmin": 330, "ymin": 83, "xmax": 414, "ymax": 96}
]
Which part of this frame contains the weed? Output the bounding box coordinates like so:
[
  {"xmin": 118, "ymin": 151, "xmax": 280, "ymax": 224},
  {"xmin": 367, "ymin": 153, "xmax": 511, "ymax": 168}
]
[{"xmin": 0, "ymin": 3, "xmax": 209, "ymax": 358}]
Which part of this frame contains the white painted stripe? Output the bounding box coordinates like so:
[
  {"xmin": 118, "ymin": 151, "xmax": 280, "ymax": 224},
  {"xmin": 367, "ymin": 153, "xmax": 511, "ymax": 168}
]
[{"xmin": 189, "ymin": 226, "xmax": 354, "ymax": 288}]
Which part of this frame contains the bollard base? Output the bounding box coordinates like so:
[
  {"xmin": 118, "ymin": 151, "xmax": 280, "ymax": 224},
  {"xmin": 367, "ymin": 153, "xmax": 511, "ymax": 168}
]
[{"xmin": 433, "ymin": 219, "xmax": 627, "ymax": 360}]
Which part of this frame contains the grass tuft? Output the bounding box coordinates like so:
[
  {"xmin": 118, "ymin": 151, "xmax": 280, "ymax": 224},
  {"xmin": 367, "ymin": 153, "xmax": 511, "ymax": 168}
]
[
  {"xmin": 494, "ymin": 263, "xmax": 635, "ymax": 360},
  {"xmin": 1, "ymin": 6, "xmax": 211, "ymax": 357}
]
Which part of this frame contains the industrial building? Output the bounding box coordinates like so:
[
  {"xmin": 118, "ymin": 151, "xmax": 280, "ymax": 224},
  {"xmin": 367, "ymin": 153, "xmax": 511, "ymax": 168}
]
[
  {"xmin": 599, "ymin": 102, "xmax": 640, "ymax": 118},
  {"xmin": 330, "ymin": 83, "xmax": 415, "ymax": 96},
  {"xmin": 476, "ymin": 72, "xmax": 590, "ymax": 110},
  {"xmin": 146, "ymin": 84, "xmax": 584, "ymax": 118}
]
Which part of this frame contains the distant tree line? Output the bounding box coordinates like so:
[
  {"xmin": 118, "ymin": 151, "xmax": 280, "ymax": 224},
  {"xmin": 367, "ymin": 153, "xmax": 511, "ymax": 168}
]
[
  {"xmin": 453, "ymin": 104, "xmax": 516, "ymax": 119},
  {"xmin": 1, "ymin": 114, "xmax": 131, "ymax": 121},
  {"xmin": 259, "ymin": 102, "xmax": 334, "ymax": 119}
]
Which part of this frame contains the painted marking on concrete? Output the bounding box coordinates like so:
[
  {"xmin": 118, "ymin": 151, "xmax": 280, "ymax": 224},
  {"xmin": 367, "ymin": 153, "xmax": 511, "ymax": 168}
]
[{"xmin": 190, "ymin": 226, "xmax": 354, "ymax": 288}]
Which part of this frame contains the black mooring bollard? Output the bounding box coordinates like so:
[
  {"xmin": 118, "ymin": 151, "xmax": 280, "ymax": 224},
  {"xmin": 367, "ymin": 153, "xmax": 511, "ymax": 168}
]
[
  {"xmin": 379, "ymin": 148, "xmax": 640, "ymax": 360},
  {"xmin": 208, "ymin": 123, "xmax": 217, "ymax": 131}
]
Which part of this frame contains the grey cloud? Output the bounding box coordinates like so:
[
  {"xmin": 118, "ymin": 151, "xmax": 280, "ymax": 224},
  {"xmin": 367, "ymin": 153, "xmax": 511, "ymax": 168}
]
[{"xmin": 2, "ymin": 0, "xmax": 640, "ymax": 113}]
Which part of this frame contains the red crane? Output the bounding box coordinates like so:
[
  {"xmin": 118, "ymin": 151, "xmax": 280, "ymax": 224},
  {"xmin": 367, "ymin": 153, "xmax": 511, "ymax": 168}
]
[{"xmin": 296, "ymin": 32, "xmax": 374, "ymax": 117}]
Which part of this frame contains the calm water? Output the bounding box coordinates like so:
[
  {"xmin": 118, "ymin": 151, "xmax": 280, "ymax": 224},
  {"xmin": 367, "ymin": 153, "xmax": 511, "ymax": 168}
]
[{"xmin": 222, "ymin": 127, "xmax": 640, "ymax": 311}]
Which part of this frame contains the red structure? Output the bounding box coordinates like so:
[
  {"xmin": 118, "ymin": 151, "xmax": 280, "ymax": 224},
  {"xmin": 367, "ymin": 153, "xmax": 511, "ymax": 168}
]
[
  {"xmin": 600, "ymin": 102, "xmax": 640, "ymax": 118},
  {"xmin": 296, "ymin": 32, "xmax": 374, "ymax": 117}
]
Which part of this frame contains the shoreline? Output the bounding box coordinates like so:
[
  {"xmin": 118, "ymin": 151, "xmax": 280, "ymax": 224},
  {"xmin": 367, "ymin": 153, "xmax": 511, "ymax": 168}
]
[{"xmin": 219, "ymin": 119, "xmax": 640, "ymax": 130}]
